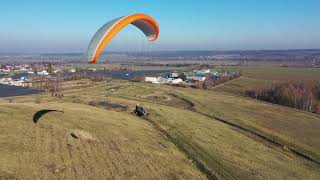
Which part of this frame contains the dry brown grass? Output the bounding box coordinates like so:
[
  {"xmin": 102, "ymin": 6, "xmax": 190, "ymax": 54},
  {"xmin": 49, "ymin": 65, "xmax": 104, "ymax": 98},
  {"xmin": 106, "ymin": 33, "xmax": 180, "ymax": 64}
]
[
  {"xmin": 4, "ymin": 77, "xmax": 320, "ymax": 179},
  {"xmin": 0, "ymin": 103, "xmax": 205, "ymax": 179}
]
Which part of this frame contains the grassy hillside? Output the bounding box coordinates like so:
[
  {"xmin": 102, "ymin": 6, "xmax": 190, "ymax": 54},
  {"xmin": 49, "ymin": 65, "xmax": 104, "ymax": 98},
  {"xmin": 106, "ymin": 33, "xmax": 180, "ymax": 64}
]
[
  {"xmin": 175, "ymin": 88, "xmax": 320, "ymax": 162},
  {"xmin": 101, "ymin": 81, "xmax": 320, "ymax": 179},
  {"xmin": 0, "ymin": 103, "xmax": 204, "ymax": 179},
  {"xmin": 2, "ymin": 78, "xmax": 320, "ymax": 179},
  {"xmin": 145, "ymin": 102, "xmax": 320, "ymax": 179}
]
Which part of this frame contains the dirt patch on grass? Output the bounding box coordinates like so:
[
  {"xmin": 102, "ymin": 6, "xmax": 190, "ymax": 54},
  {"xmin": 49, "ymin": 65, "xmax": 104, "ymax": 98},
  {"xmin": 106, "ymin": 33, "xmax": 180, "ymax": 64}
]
[
  {"xmin": 69, "ymin": 129, "xmax": 96, "ymax": 141},
  {"xmin": 139, "ymin": 93, "xmax": 195, "ymax": 110},
  {"xmin": 88, "ymin": 101, "xmax": 128, "ymax": 111},
  {"xmin": 45, "ymin": 163, "xmax": 67, "ymax": 175},
  {"xmin": 145, "ymin": 95, "xmax": 169, "ymax": 101},
  {"xmin": 106, "ymin": 86, "xmax": 122, "ymax": 91},
  {"xmin": 168, "ymin": 93, "xmax": 195, "ymax": 110}
]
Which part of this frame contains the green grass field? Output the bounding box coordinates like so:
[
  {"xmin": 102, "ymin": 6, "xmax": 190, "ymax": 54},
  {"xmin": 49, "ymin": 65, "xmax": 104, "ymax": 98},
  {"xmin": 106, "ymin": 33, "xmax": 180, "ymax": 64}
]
[
  {"xmin": 215, "ymin": 66, "xmax": 320, "ymax": 94},
  {"xmin": 218, "ymin": 66, "xmax": 320, "ymax": 81},
  {"xmin": 1, "ymin": 66, "xmax": 320, "ymax": 179}
]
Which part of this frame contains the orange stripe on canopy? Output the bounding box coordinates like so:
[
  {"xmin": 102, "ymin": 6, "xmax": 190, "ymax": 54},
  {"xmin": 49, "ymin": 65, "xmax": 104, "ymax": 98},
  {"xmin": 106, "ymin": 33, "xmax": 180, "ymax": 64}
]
[{"xmin": 88, "ymin": 14, "xmax": 159, "ymax": 64}]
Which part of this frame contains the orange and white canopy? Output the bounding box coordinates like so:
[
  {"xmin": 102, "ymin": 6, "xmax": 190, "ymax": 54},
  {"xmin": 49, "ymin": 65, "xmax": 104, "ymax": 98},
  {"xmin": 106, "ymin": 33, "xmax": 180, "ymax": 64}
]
[{"xmin": 86, "ymin": 14, "xmax": 159, "ymax": 64}]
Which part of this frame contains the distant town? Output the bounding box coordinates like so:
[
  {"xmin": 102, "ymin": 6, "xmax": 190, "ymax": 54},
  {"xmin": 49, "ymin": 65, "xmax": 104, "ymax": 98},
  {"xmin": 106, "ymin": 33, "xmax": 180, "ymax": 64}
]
[
  {"xmin": 144, "ymin": 68, "xmax": 240, "ymax": 88},
  {"xmin": 0, "ymin": 49, "xmax": 319, "ymax": 97},
  {"xmin": 0, "ymin": 60, "xmax": 241, "ymax": 98},
  {"xmin": 0, "ymin": 62, "xmax": 63, "ymax": 87}
]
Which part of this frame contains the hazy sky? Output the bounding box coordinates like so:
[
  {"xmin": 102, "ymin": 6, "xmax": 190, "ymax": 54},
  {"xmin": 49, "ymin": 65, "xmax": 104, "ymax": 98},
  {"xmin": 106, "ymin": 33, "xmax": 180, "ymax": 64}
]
[{"xmin": 0, "ymin": 0, "xmax": 320, "ymax": 53}]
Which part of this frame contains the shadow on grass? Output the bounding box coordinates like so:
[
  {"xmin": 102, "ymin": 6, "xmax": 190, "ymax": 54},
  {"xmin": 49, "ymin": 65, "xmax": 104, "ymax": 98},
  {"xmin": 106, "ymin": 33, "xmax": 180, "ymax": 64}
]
[{"xmin": 33, "ymin": 109, "xmax": 64, "ymax": 123}]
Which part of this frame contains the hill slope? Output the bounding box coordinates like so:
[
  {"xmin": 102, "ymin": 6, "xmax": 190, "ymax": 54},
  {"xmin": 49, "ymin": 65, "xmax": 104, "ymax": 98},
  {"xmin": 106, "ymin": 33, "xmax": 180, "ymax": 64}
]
[
  {"xmin": 2, "ymin": 79, "xmax": 320, "ymax": 179},
  {"xmin": 0, "ymin": 103, "xmax": 204, "ymax": 179}
]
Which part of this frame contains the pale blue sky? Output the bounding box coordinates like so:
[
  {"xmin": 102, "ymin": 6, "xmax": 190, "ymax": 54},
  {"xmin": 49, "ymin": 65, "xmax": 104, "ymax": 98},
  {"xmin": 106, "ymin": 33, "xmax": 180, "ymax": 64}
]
[{"xmin": 0, "ymin": 0, "xmax": 320, "ymax": 53}]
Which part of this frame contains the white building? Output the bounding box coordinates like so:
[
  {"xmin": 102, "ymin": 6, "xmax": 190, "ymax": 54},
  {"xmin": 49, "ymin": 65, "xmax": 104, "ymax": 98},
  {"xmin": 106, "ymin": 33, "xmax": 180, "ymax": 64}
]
[
  {"xmin": 196, "ymin": 76, "xmax": 206, "ymax": 82},
  {"xmin": 171, "ymin": 78, "xmax": 183, "ymax": 84},
  {"xmin": 188, "ymin": 76, "xmax": 206, "ymax": 82},
  {"xmin": 196, "ymin": 69, "xmax": 210, "ymax": 74},
  {"xmin": 0, "ymin": 77, "xmax": 27, "ymax": 87},
  {"xmin": 0, "ymin": 77, "xmax": 12, "ymax": 84},
  {"xmin": 1, "ymin": 69, "xmax": 11, "ymax": 72},
  {"xmin": 19, "ymin": 67, "xmax": 28, "ymax": 71},
  {"xmin": 9, "ymin": 80, "xmax": 26, "ymax": 87},
  {"xmin": 38, "ymin": 70, "xmax": 49, "ymax": 76},
  {"xmin": 158, "ymin": 77, "xmax": 173, "ymax": 84},
  {"xmin": 70, "ymin": 69, "xmax": 76, "ymax": 73},
  {"xmin": 202, "ymin": 69, "xmax": 211, "ymax": 73},
  {"xmin": 211, "ymin": 71, "xmax": 219, "ymax": 76},
  {"xmin": 170, "ymin": 72, "xmax": 179, "ymax": 78},
  {"xmin": 28, "ymin": 70, "xmax": 35, "ymax": 74},
  {"xmin": 145, "ymin": 77, "xmax": 159, "ymax": 83}
]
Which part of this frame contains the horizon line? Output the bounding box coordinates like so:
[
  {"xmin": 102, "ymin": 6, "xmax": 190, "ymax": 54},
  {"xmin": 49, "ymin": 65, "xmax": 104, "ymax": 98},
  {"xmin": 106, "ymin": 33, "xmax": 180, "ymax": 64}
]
[{"xmin": 1, "ymin": 48, "xmax": 320, "ymax": 55}]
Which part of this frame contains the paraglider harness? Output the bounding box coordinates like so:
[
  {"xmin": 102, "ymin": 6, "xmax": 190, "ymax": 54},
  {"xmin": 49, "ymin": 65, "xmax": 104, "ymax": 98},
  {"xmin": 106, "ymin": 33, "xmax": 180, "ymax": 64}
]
[{"xmin": 134, "ymin": 104, "xmax": 148, "ymax": 117}]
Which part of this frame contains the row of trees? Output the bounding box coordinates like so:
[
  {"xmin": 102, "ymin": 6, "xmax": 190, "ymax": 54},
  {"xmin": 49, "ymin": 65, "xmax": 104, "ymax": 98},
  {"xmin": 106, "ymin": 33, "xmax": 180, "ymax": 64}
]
[
  {"xmin": 191, "ymin": 73, "xmax": 241, "ymax": 89},
  {"xmin": 244, "ymin": 81, "xmax": 320, "ymax": 114}
]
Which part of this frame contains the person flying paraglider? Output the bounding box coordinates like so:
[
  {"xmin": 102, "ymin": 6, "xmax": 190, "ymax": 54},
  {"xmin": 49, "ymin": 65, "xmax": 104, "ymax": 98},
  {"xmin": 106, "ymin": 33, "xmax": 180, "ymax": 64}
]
[{"xmin": 86, "ymin": 13, "xmax": 159, "ymax": 64}]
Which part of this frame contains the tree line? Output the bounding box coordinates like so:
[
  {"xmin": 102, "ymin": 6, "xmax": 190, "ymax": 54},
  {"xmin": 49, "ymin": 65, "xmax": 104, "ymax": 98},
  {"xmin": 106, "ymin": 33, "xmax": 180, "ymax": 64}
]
[{"xmin": 244, "ymin": 81, "xmax": 320, "ymax": 114}]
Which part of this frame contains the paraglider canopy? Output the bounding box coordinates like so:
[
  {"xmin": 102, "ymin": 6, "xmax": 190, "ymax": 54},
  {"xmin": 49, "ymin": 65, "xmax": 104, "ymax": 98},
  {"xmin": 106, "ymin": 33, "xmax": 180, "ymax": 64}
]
[{"xmin": 86, "ymin": 13, "xmax": 159, "ymax": 64}]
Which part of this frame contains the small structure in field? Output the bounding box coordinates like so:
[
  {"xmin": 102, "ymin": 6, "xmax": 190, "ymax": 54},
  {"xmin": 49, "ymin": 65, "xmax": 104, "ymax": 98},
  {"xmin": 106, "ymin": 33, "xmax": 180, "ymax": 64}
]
[
  {"xmin": 134, "ymin": 104, "xmax": 148, "ymax": 117},
  {"xmin": 170, "ymin": 72, "xmax": 179, "ymax": 78},
  {"xmin": 171, "ymin": 78, "xmax": 183, "ymax": 84},
  {"xmin": 37, "ymin": 70, "xmax": 49, "ymax": 76},
  {"xmin": 145, "ymin": 76, "xmax": 159, "ymax": 83}
]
